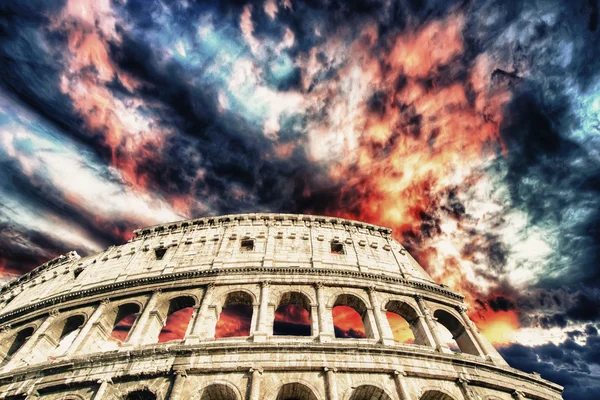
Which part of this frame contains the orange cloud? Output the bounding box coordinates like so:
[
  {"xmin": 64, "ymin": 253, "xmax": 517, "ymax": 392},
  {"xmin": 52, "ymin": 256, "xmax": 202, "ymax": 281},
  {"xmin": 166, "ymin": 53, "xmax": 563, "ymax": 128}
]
[{"xmin": 158, "ymin": 307, "xmax": 194, "ymax": 342}]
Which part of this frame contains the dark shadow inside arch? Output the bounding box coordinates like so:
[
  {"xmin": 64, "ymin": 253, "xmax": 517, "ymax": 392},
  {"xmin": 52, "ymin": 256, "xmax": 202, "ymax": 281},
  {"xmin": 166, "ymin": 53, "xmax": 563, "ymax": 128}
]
[
  {"xmin": 420, "ymin": 389, "xmax": 457, "ymax": 400},
  {"xmin": 1, "ymin": 326, "xmax": 34, "ymax": 364},
  {"xmin": 433, "ymin": 309, "xmax": 479, "ymax": 355},
  {"xmin": 215, "ymin": 291, "xmax": 253, "ymax": 338},
  {"xmin": 274, "ymin": 292, "xmax": 311, "ymax": 336},
  {"xmin": 159, "ymin": 296, "xmax": 196, "ymax": 342},
  {"xmin": 349, "ymin": 384, "xmax": 392, "ymax": 400},
  {"xmin": 200, "ymin": 383, "xmax": 238, "ymax": 400},
  {"xmin": 53, "ymin": 314, "xmax": 85, "ymax": 356},
  {"xmin": 110, "ymin": 303, "xmax": 141, "ymax": 343},
  {"xmin": 126, "ymin": 389, "xmax": 157, "ymax": 400},
  {"xmin": 276, "ymin": 382, "xmax": 319, "ymax": 400}
]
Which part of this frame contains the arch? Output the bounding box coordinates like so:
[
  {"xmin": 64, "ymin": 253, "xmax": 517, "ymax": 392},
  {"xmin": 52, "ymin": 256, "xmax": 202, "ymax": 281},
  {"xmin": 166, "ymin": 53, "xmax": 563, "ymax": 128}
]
[
  {"xmin": 274, "ymin": 291, "xmax": 311, "ymax": 336},
  {"xmin": 420, "ymin": 389, "xmax": 458, "ymax": 400},
  {"xmin": 126, "ymin": 389, "xmax": 157, "ymax": 400},
  {"xmin": 199, "ymin": 382, "xmax": 241, "ymax": 400},
  {"xmin": 50, "ymin": 314, "xmax": 86, "ymax": 357},
  {"xmin": 60, "ymin": 395, "xmax": 85, "ymax": 400},
  {"xmin": 384, "ymin": 300, "xmax": 423, "ymax": 345},
  {"xmin": 110, "ymin": 302, "xmax": 142, "ymax": 343},
  {"xmin": 275, "ymin": 382, "xmax": 320, "ymax": 400},
  {"xmin": 348, "ymin": 384, "xmax": 392, "ymax": 400},
  {"xmin": 332, "ymin": 294, "xmax": 371, "ymax": 339},
  {"xmin": 433, "ymin": 309, "xmax": 479, "ymax": 355},
  {"xmin": 215, "ymin": 291, "xmax": 254, "ymax": 338},
  {"xmin": 1, "ymin": 326, "xmax": 35, "ymax": 363},
  {"xmin": 158, "ymin": 295, "xmax": 196, "ymax": 342}
]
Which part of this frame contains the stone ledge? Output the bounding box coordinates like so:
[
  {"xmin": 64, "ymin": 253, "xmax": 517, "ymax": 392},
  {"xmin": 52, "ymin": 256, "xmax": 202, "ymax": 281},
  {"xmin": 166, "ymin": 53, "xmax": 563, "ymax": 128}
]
[
  {"xmin": 0, "ymin": 341, "xmax": 562, "ymax": 393},
  {"xmin": 132, "ymin": 213, "xmax": 393, "ymax": 240},
  {"xmin": 0, "ymin": 266, "xmax": 462, "ymax": 325}
]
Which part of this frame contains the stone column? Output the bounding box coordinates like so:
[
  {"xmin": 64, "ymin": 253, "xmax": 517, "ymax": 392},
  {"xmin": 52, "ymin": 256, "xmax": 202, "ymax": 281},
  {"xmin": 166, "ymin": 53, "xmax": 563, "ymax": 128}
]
[
  {"xmin": 310, "ymin": 304, "xmax": 319, "ymax": 337},
  {"xmin": 324, "ymin": 367, "xmax": 339, "ymax": 400},
  {"xmin": 393, "ymin": 369, "xmax": 411, "ymax": 400},
  {"xmin": 457, "ymin": 376, "xmax": 478, "ymax": 400},
  {"xmin": 254, "ymin": 281, "xmax": 270, "ymax": 342},
  {"xmin": 414, "ymin": 295, "xmax": 444, "ymax": 351},
  {"xmin": 169, "ymin": 368, "xmax": 188, "ymax": 400},
  {"xmin": 512, "ymin": 390, "xmax": 526, "ymax": 400},
  {"xmin": 315, "ymin": 282, "xmax": 332, "ymax": 342},
  {"xmin": 368, "ymin": 286, "xmax": 394, "ymax": 344},
  {"xmin": 186, "ymin": 283, "xmax": 215, "ymax": 343},
  {"xmin": 0, "ymin": 325, "xmax": 13, "ymax": 360},
  {"xmin": 69, "ymin": 299, "xmax": 110, "ymax": 355},
  {"xmin": 5, "ymin": 310, "xmax": 58, "ymax": 369},
  {"xmin": 456, "ymin": 306, "xmax": 507, "ymax": 365},
  {"xmin": 249, "ymin": 367, "xmax": 263, "ymax": 400},
  {"xmin": 125, "ymin": 290, "xmax": 161, "ymax": 347},
  {"xmin": 92, "ymin": 378, "xmax": 112, "ymax": 400}
]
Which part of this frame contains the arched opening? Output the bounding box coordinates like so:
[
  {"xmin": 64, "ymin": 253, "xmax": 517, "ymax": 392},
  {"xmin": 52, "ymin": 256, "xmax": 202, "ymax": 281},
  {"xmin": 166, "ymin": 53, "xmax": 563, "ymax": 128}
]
[
  {"xmin": 52, "ymin": 315, "xmax": 85, "ymax": 356},
  {"xmin": 125, "ymin": 389, "xmax": 157, "ymax": 400},
  {"xmin": 199, "ymin": 383, "xmax": 238, "ymax": 400},
  {"xmin": 349, "ymin": 385, "xmax": 392, "ymax": 400},
  {"xmin": 275, "ymin": 382, "xmax": 319, "ymax": 400},
  {"xmin": 386, "ymin": 311, "xmax": 414, "ymax": 343},
  {"xmin": 433, "ymin": 309, "xmax": 479, "ymax": 355},
  {"xmin": 215, "ymin": 291, "xmax": 253, "ymax": 338},
  {"xmin": 274, "ymin": 292, "xmax": 311, "ymax": 336},
  {"xmin": 110, "ymin": 303, "xmax": 141, "ymax": 344},
  {"xmin": 420, "ymin": 390, "xmax": 457, "ymax": 400},
  {"xmin": 158, "ymin": 296, "xmax": 196, "ymax": 342},
  {"xmin": 332, "ymin": 294, "xmax": 370, "ymax": 339},
  {"xmin": 385, "ymin": 301, "xmax": 423, "ymax": 344},
  {"xmin": 1, "ymin": 326, "xmax": 34, "ymax": 363}
]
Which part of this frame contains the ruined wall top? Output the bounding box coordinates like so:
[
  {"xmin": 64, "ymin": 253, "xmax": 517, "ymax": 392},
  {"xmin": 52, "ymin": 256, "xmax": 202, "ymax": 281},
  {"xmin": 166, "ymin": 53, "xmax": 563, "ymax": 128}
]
[{"xmin": 0, "ymin": 213, "xmax": 453, "ymax": 319}]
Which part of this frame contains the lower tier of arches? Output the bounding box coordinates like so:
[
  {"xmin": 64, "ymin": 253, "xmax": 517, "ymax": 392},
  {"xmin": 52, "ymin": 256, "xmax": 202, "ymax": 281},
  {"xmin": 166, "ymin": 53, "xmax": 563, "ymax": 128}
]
[{"xmin": 0, "ymin": 349, "xmax": 562, "ymax": 400}]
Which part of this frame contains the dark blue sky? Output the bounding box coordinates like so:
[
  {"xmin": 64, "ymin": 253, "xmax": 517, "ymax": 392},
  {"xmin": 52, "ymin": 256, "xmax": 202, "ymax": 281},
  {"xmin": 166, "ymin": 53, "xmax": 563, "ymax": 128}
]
[{"xmin": 1, "ymin": 0, "xmax": 600, "ymax": 397}]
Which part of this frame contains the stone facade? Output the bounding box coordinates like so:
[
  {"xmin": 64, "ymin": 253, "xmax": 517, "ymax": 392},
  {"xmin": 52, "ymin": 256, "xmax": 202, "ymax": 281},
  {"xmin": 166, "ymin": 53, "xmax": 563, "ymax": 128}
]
[{"xmin": 0, "ymin": 213, "xmax": 562, "ymax": 399}]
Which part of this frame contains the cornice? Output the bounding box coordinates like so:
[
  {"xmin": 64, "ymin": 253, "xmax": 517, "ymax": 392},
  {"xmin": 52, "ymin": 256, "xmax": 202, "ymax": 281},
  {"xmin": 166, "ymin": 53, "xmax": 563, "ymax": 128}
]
[
  {"xmin": 0, "ymin": 266, "xmax": 462, "ymax": 325},
  {"xmin": 131, "ymin": 213, "xmax": 393, "ymax": 240}
]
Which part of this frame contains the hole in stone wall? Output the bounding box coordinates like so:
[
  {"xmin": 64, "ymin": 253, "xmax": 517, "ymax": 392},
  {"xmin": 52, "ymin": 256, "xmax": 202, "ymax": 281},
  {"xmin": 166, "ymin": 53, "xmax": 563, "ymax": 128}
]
[
  {"xmin": 241, "ymin": 239, "xmax": 254, "ymax": 251},
  {"xmin": 154, "ymin": 247, "xmax": 167, "ymax": 260},
  {"xmin": 73, "ymin": 267, "xmax": 84, "ymax": 279},
  {"xmin": 330, "ymin": 241, "xmax": 344, "ymax": 255}
]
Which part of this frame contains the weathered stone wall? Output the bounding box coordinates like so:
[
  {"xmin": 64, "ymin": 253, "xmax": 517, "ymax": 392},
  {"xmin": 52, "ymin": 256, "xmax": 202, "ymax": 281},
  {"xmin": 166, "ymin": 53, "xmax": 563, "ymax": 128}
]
[{"xmin": 0, "ymin": 213, "xmax": 562, "ymax": 399}]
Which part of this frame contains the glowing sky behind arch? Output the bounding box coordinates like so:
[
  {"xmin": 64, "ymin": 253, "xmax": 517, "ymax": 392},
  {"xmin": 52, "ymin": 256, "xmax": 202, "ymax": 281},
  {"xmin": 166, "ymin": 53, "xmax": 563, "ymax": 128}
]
[{"xmin": 1, "ymin": 0, "xmax": 600, "ymax": 397}]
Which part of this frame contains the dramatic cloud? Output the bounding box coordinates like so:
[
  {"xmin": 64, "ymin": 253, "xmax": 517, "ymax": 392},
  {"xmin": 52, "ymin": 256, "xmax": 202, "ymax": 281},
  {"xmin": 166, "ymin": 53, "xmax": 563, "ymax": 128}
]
[{"xmin": 1, "ymin": 0, "xmax": 600, "ymax": 397}]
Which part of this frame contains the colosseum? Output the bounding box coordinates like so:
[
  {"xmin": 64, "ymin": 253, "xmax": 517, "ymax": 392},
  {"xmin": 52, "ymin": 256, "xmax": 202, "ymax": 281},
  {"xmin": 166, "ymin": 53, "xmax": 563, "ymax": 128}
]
[{"xmin": 0, "ymin": 213, "xmax": 562, "ymax": 400}]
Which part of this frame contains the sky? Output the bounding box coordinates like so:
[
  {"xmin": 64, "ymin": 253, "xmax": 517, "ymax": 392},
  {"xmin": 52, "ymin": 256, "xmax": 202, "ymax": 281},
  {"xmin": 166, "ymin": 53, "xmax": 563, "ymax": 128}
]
[{"xmin": 0, "ymin": 0, "xmax": 599, "ymax": 398}]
